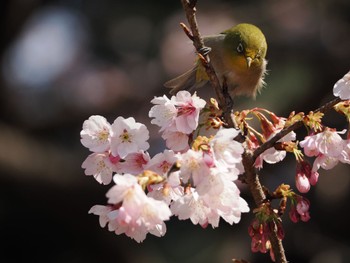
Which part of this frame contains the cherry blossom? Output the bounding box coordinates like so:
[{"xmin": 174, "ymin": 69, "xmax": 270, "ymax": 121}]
[
  {"xmin": 170, "ymin": 188, "xmax": 214, "ymax": 227},
  {"xmin": 177, "ymin": 149, "xmax": 211, "ymax": 185},
  {"xmin": 147, "ymin": 171, "xmax": 184, "ymax": 205},
  {"xmin": 117, "ymin": 151, "xmax": 150, "ymax": 175},
  {"xmin": 171, "ymin": 91, "xmax": 206, "ymax": 134},
  {"xmin": 171, "ymin": 167, "xmax": 249, "ymax": 228},
  {"xmin": 161, "ymin": 130, "xmax": 189, "ymax": 152},
  {"xmin": 149, "ymin": 95, "xmax": 177, "ymax": 131},
  {"xmin": 88, "ymin": 205, "xmax": 113, "ymax": 227},
  {"xmin": 146, "ymin": 150, "xmax": 177, "ymax": 175},
  {"xmin": 300, "ymin": 129, "xmax": 350, "ymax": 175},
  {"xmin": 82, "ymin": 152, "xmax": 114, "ymax": 185},
  {"xmin": 256, "ymin": 131, "xmax": 296, "ymax": 168},
  {"xmin": 110, "ymin": 117, "xmax": 150, "ymax": 158},
  {"xmin": 90, "ymin": 174, "xmax": 172, "ymax": 243},
  {"xmin": 209, "ymin": 128, "xmax": 244, "ymax": 173},
  {"xmin": 149, "ymin": 90, "xmax": 206, "ymax": 135},
  {"xmin": 80, "ymin": 115, "xmax": 112, "ymax": 152},
  {"xmin": 333, "ymin": 70, "xmax": 350, "ymax": 100}
]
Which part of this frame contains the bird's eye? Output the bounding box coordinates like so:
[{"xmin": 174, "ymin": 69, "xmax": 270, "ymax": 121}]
[{"xmin": 236, "ymin": 43, "xmax": 244, "ymax": 53}]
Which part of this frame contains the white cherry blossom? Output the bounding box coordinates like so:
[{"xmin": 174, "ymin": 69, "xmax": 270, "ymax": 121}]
[
  {"xmin": 80, "ymin": 115, "xmax": 112, "ymax": 152},
  {"xmin": 82, "ymin": 152, "xmax": 114, "ymax": 185},
  {"xmin": 110, "ymin": 117, "xmax": 149, "ymax": 158}
]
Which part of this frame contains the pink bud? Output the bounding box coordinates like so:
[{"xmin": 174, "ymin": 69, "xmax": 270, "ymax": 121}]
[
  {"xmin": 296, "ymin": 198, "xmax": 311, "ymax": 222},
  {"xmin": 296, "ymin": 199, "xmax": 310, "ymax": 214},
  {"xmin": 295, "ymin": 173, "xmax": 311, "ymax": 193},
  {"xmin": 300, "ymin": 212, "xmax": 311, "ymax": 222},
  {"xmin": 309, "ymin": 171, "xmax": 319, "ymax": 186},
  {"xmin": 289, "ymin": 207, "xmax": 299, "ymax": 223}
]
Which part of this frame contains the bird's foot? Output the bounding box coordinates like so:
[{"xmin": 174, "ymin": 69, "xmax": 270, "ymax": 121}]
[{"xmin": 199, "ymin": 46, "xmax": 212, "ymax": 56}]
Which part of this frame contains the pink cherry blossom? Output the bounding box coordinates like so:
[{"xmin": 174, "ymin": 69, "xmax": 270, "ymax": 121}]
[
  {"xmin": 117, "ymin": 151, "xmax": 150, "ymax": 175},
  {"xmin": 92, "ymin": 174, "xmax": 173, "ymax": 243},
  {"xmin": 162, "ymin": 130, "xmax": 189, "ymax": 152},
  {"xmin": 88, "ymin": 205, "xmax": 113, "ymax": 227},
  {"xmin": 149, "ymin": 91, "xmax": 205, "ymax": 135},
  {"xmin": 300, "ymin": 129, "xmax": 350, "ymax": 177},
  {"xmin": 200, "ymin": 174, "xmax": 249, "ymax": 225},
  {"xmin": 299, "ymin": 135, "xmax": 320, "ymax": 157},
  {"xmin": 146, "ymin": 150, "xmax": 177, "ymax": 175},
  {"xmin": 171, "ymin": 169, "xmax": 249, "ymax": 228},
  {"xmin": 315, "ymin": 129, "xmax": 344, "ymax": 157},
  {"xmin": 259, "ymin": 131, "xmax": 296, "ymax": 166},
  {"xmin": 171, "ymin": 91, "xmax": 206, "ymax": 134},
  {"xmin": 170, "ymin": 189, "xmax": 213, "ymax": 227},
  {"xmin": 110, "ymin": 117, "xmax": 149, "ymax": 158},
  {"xmin": 147, "ymin": 171, "xmax": 184, "ymax": 205},
  {"xmin": 333, "ymin": 71, "xmax": 350, "ymax": 100},
  {"xmin": 300, "ymin": 129, "xmax": 345, "ymax": 158},
  {"xmin": 149, "ymin": 95, "xmax": 177, "ymax": 131},
  {"xmin": 82, "ymin": 152, "xmax": 114, "ymax": 185},
  {"xmin": 177, "ymin": 149, "xmax": 210, "ymax": 186},
  {"xmin": 209, "ymin": 128, "xmax": 244, "ymax": 173},
  {"xmin": 312, "ymin": 154, "xmax": 339, "ymax": 171},
  {"xmin": 80, "ymin": 115, "xmax": 112, "ymax": 152}
]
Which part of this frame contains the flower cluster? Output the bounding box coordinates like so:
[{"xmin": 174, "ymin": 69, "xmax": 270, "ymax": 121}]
[
  {"xmin": 298, "ymin": 128, "xmax": 350, "ymax": 192},
  {"xmin": 289, "ymin": 195, "xmax": 311, "ymax": 223},
  {"xmin": 81, "ymin": 91, "xmax": 249, "ymax": 242},
  {"xmin": 149, "ymin": 90, "xmax": 206, "ymax": 151},
  {"xmin": 233, "ymin": 108, "xmax": 296, "ymax": 169},
  {"xmin": 248, "ymin": 204, "xmax": 284, "ymax": 262}
]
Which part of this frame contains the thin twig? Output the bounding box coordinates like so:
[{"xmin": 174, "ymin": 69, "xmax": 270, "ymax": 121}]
[
  {"xmin": 180, "ymin": 0, "xmax": 235, "ymax": 128},
  {"xmin": 253, "ymin": 97, "xmax": 342, "ymax": 161}
]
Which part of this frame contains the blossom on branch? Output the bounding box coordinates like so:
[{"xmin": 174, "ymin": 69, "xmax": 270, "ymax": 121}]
[
  {"xmin": 300, "ymin": 128, "xmax": 350, "ymax": 176},
  {"xmin": 82, "ymin": 152, "xmax": 114, "ymax": 185},
  {"xmin": 110, "ymin": 117, "xmax": 150, "ymax": 159},
  {"xmin": 149, "ymin": 91, "xmax": 206, "ymax": 151},
  {"xmin": 80, "ymin": 115, "xmax": 112, "ymax": 152},
  {"xmin": 89, "ymin": 174, "xmax": 172, "ymax": 243}
]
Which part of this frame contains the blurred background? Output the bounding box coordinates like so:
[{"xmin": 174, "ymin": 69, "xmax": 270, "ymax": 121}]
[{"xmin": 1, "ymin": 0, "xmax": 350, "ymax": 262}]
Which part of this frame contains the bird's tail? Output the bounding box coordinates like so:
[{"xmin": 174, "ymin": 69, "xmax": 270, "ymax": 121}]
[{"xmin": 164, "ymin": 66, "xmax": 208, "ymax": 95}]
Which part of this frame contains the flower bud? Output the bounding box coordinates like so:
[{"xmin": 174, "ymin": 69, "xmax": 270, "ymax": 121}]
[
  {"xmin": 309, "ymin": 171, "xmax": 319, "ymax": 186},
  {"xmin": 295, "ymin": 172, "xmax": 310, "ymax": 193}
]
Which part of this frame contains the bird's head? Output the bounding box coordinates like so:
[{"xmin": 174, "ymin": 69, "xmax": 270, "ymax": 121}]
[{"xmin": 223, "ymin": 23, "xmax": 267, "ymax": 70}]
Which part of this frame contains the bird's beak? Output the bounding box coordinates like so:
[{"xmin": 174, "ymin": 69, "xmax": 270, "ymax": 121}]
[{"xmin": 246, "ymin": 57, "xmax": 252, "ymax": 68}]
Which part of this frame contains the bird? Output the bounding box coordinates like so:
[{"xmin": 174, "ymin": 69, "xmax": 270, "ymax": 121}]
[{"xmin": 164, "ymin": 23, "xmax": 268, "ymax": 99}]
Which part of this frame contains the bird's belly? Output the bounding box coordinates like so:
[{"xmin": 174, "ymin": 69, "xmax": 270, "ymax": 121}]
[{"xmin": 224, "ymin": 67, "xmax": 264, "ymax": 97}]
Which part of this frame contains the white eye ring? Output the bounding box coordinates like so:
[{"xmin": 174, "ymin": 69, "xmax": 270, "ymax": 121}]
[{"xmin": 237, "ymin": 43, "xmax": 244, "ymax": 53}]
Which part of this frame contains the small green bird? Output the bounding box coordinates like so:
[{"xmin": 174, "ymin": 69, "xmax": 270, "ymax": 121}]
[{"xmin": 164, "ymin": 23, "xmax": 268, "ymax": 98}]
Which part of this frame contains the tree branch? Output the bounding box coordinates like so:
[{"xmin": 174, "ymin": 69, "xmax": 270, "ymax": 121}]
[
  {"xmin": 180, "ymin": 1, "xmax": 287, "ymax": 262},
  {"xmin": 253, "ymin": 97, "xmax": 342, "ymax": 161},
  {"xmin": 180, "ymin": 0, "xmax": 234, "ymax": 128}
]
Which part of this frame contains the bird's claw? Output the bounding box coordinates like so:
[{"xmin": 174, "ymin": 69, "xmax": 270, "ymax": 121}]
[{"xmin": 199, "ymin": 46, "xmax": 212, "ymax": 56}]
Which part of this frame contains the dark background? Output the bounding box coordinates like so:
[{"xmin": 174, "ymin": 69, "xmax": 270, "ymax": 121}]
[{"xmin": 1, "ymin": 0, "xmax": 350, "ymax": 262}]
